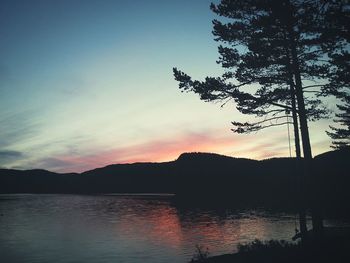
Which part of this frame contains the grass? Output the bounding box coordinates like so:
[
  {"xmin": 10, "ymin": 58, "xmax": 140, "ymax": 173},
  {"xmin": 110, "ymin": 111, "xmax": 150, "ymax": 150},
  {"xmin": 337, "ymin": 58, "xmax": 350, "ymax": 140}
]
[{"xmin": 190, "ymin": 238, "xmax": 350, "ymax": 263}]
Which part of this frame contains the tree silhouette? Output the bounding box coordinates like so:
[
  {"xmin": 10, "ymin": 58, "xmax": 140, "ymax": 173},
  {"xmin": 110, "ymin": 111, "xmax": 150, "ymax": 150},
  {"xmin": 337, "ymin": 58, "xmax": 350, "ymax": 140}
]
[
  {"xmin": 327, "ymin": 95, "xmax": 350, "ymax": 149},
  {"xmin": 325, "ymin": 52, "xmax": 350, "ymax": 149},
  {"xmin": 173, "ymin": 0, "xmax": 349, "ymax": 235},
  {"xmin": 321, "ymin": 2, "xmax": 350, "ymax": 149}
]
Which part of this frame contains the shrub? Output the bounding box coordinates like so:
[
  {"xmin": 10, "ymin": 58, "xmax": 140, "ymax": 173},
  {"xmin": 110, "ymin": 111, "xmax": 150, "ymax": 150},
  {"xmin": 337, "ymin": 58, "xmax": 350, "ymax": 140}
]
[{"xmin": 190, "ymin": 245, "xmax": 210, "ymax": 262}]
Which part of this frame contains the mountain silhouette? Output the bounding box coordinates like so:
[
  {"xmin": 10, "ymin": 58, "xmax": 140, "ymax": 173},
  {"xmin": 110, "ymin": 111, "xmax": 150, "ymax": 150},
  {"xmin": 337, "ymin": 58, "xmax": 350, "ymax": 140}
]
[{"xmin": 0, "ymin": 148, "xmax": 349, "ymax": 213}]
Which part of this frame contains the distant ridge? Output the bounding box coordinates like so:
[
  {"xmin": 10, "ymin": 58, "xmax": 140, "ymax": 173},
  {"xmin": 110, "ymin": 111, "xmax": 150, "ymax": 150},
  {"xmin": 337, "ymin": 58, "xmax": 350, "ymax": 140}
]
[
  {"xmin": 0, "ymin": 149, "xmax": 349, "ymax": 213},
  {"xmin": 177, "ymin": 152, "xmax": 249, "ymax": 161}
]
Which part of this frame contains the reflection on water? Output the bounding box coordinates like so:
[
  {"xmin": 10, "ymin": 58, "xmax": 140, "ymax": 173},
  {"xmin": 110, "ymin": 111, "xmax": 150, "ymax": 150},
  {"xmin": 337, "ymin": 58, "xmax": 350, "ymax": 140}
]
[{"xmin": 0, "ymin": 194, "xmax": 348, "ymax": 263}]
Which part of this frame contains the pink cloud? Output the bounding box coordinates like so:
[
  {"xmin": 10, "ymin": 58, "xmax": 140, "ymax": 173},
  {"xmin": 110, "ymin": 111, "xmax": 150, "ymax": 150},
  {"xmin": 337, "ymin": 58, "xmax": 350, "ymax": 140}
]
[
  {"xmin": 50, "ymin": 131, "xmax": 249, "ymax": 172},
  {"xmin": 38, "ymin": 128, "xmax": 296, "ymax": 173}
]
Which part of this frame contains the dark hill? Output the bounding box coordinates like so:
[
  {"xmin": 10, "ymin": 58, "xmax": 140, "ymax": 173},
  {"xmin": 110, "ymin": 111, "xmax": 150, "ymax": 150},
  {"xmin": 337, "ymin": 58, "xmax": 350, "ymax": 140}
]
[
  {"xmin": 80, "ymin": 162, "xmax": 176, "ymax": 193},
  {"xmin": 0, "ymin": 149, "xmax": 349, "ymax": 212}
]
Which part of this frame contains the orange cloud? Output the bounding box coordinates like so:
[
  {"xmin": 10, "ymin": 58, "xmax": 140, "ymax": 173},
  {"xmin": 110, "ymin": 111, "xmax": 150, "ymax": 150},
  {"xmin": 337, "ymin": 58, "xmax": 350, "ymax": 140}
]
[
  {"xmin": 51, "ymin": 131, "xmax": 249, "ymax": 172},
  {"xmin": 37, "ymin": 128, "xmax": 294, "ymax": 173}
]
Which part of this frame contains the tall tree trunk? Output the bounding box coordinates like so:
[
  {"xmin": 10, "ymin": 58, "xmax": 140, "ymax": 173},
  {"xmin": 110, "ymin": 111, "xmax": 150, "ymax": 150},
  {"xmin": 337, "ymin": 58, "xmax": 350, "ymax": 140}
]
[
  {"xmin": 290, "ymin": 45, "xmax": 324, "ymax": 233},
  {"xmin": 290, "ymin": 83, "xmax": 308, "ymax": 237},
  {"xmin": 284, "ymin": 0, "xmax": 324, "ymax": 234},
  {"xmin": 285, "ymin": 44, "xmax": 308, "ymax": 238}
]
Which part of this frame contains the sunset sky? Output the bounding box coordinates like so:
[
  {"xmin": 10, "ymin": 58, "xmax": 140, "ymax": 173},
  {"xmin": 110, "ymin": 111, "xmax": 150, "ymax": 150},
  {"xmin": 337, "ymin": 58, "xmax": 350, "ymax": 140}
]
[{"xmin": 0, "ymin": 0, "xmax": 337, "ymax": 172}]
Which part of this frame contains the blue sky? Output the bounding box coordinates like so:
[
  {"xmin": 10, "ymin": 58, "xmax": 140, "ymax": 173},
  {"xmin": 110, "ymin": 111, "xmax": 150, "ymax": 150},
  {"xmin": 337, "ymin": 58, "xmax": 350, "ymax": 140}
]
[{"xmin": 0, "ymin": 0, "xmax": 335, "ymax": 172}]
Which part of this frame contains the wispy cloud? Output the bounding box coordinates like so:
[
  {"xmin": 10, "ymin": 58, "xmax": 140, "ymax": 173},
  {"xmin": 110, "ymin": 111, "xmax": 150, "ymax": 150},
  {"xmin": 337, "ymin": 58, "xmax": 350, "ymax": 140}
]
[
  {"xmin": 10, "ymin": 125, "xmax": 305, "ymax": 173},
  {"xmin": 0, "ymin": 110, "xmax": 42, "ymax": 148},
  {"xmin": 0, "ymin": 150, "xmax": 24, "ymax": 167},
  {"xmin": 3, "ymin": 122, "xmax": 329, "ymax": 173},
  {"xmin": 25, "ymin": 130, "xmax": 248, "ymax": 173}
]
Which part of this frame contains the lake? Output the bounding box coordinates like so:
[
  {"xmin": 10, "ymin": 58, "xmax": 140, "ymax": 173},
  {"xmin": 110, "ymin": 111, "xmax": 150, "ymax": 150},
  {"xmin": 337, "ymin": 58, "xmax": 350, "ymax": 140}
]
[{"xmin": 0, "ymin": 194, "xmax": 348, "ymax": 263}]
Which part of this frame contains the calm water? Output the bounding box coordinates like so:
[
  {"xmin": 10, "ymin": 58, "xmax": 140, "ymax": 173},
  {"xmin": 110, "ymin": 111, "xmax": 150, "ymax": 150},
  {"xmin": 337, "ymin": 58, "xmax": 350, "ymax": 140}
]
[{"xmin": 0, "ymin": 194, "xmax": 348, "ymax": 263}]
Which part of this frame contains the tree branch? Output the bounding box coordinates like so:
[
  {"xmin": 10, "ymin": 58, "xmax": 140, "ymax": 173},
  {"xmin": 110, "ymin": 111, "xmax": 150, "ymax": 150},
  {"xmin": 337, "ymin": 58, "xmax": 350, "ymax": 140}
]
[
  {"xmin": 253, "ymin": 121, "xmax": 293, "ymax": 131},
  {"xmin": 303, "ymin": 84, "xmax": 326, "ymax": 89},
  {"xmin": 255, "ymin": 116, "xmax": 287, "ymax": 125}
]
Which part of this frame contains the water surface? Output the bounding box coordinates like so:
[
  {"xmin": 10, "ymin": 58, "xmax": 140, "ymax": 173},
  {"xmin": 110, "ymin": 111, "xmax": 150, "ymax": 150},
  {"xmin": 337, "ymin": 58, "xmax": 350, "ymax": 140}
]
[{"xmin": 0, "ymin": 194, "xmax": 348, "ymax": 263}]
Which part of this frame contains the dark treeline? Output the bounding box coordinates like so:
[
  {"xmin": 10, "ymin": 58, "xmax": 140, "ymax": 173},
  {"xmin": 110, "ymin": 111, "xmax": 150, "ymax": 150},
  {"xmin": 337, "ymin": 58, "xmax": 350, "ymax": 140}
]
[
  {"xmin": 174, "ymin": 149, "xmax": 349, "ymax": 215},
  {"xmin": 0, "ymin": 148, "xmax": 349, "ymax": 214},
  {"xmin": 0, "ymin": 162, "xmax": 177, "ymax": 194}
]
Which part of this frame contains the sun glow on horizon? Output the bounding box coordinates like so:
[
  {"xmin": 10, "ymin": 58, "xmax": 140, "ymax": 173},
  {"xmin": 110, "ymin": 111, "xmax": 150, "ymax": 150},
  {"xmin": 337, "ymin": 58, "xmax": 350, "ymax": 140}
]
[{"xmin": 0, "ymin": 0, "xmax": 333, "ymax": 173}]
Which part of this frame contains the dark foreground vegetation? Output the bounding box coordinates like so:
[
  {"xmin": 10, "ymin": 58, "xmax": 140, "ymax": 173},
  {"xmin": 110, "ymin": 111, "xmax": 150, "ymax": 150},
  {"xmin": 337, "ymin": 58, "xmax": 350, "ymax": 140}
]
[
  {"xmin": 191, "ymin": 237, "xmax": 350, "ymax": 263},
  {"xmin": 0, "ymin": 148, "xmax": 349, "ymax": 214}
]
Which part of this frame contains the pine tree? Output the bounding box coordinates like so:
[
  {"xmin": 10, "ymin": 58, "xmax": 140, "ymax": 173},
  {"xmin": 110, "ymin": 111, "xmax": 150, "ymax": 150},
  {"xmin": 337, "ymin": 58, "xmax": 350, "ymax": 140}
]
[
  {"xmin": 327, "ymin": 95, "xmax": 350, "ymax": 148},
  {"xmin": 326, "ymin": 51, "xmax": 350, "ymax": 148},
  {"xmin": 173, "ymin": 0, "xmax": 349, "ymax": 234},
  {"xmin": 321, "ymin": 1, "xmax": 350, "ymax": 148}
]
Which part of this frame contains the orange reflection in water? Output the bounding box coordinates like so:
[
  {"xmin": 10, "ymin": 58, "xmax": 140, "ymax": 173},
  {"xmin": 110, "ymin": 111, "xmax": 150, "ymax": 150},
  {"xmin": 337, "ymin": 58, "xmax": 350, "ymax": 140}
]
[
  {"xmin": 178, "ymin": 214, "xmax": 276, "ymax": 254},
  {"xmin": 114, "ymin": 202, "xmax": 292, "ymax": 256},
  {"xmin": 115, "ymin": 204, "xmax": 184, "ymax": 249}
]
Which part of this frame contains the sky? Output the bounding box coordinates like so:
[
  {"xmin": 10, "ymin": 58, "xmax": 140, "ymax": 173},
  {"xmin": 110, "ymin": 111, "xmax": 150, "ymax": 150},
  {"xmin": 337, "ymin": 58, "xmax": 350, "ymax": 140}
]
[{"xmin": 0, "ymin": 0, "xmax": 337, "ymax": 173}]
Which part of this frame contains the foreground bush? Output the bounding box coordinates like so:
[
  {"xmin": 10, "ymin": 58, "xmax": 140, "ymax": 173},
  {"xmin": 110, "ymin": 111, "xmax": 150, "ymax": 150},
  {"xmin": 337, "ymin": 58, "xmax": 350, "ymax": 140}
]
[{"xmin": 190, "ymin": 238, "xmax": 350, "ymax": 263}]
